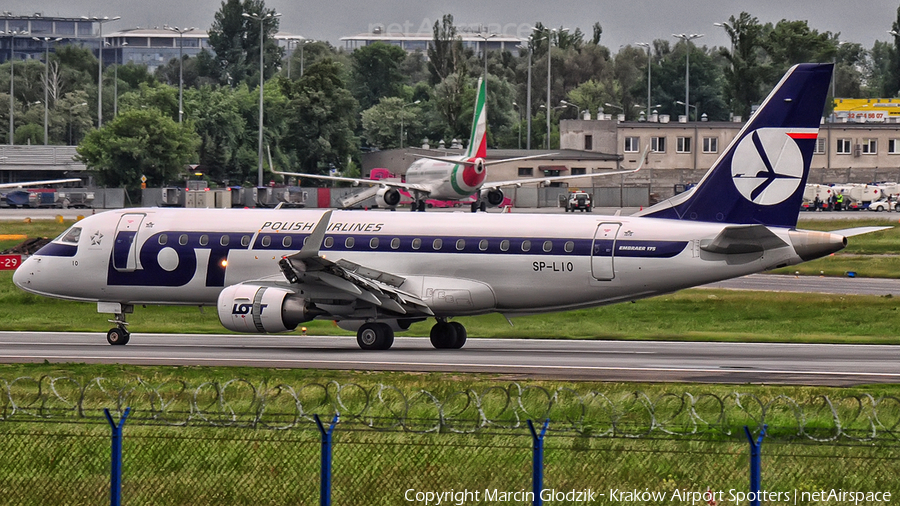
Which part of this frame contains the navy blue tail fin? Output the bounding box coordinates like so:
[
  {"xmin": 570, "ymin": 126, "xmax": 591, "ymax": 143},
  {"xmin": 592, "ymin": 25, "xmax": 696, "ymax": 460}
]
[{"xmin": 637, "ymin": 63, "xmax": 833, "ymax": 228}]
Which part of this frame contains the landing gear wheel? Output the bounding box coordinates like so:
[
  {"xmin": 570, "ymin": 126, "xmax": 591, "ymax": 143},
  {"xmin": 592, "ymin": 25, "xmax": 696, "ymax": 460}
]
[
  {"xmin": 448, "ymin": 321, "xmax": 467, "ymax": 349},
  {"xmin": 106, "ymin": 327, "xmax": 130, "ymax": 345},
  {"xmin": 418, "ymin": 200, "xmax": 426, "ymax": 212},
  {"xmin": 471, "ymin": 202, "xmax": 479, "ymax": 213},
  {"xmin": 429, "ymin": 321, "xmax": 458, "ymax": 349},
  {"xmin": 479, "ymin": 201, "xmax": 487, "ymax": 212},
  {"xmin": 356, "ymin": 322, "xmax": 394, "ymax": 350}
]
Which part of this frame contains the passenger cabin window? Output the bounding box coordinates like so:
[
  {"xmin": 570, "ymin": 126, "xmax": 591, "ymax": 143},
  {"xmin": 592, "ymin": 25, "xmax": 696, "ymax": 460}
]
[
  {"xmin": 369, "ymin": 237, "xmax": 379, "ymax": 249},
  {"xmin": 478, "ymin": 239, "xmax": 489, "ymax": 251},
  {"xmin": 240, "ymin": 235, "xmax": 250, "ymax": 247},
  {"xmin": 157, "ymin": 233, "xmax": 167, "ymax": 245},
  {"xmin": 283, "ymin": 236, "xmax": 293, "ymax": 248},
  {"xmin": 412, "ymin": 238, "xmax": 422, "ymax": 250},
  {"xmin": 456, "ymin": 239, "xmax": 466, "ymax": 250},
  {"xmin": 521, "ymin": 240, "xmax": 531, "ymax": 252},
  {"xmin": 323, "ymin": 237, "xmax": 333, "ymax": 248},
  {"xmin": 180, "ymin": 234, "xmax": 189, "ymax": 246},
  {"xmin": 565, "ymin": 241, "xmax": 575, "ymax": 253},
  {"xmin": 543, "ymin": 241, "xmax": 553, "ymax": 252},
  {"xmin": 199, "ymin": 235, "xmax": 209, "ymax": 246},
  {"xmin": 432, "ymin": 238, "xmax": 443, "ymax": 250},
  {"xmin": 59, "ymin": 227, "xmax": 82, "ymax": 244},
  {"xmin": 345, "ymin": 237, "xmax": 355, "ymax": 248},
  {"xmin": 500, "ymin": 240, "xmax": 510, "ymax": 252},
  {"xmin": 390, "ymin": 238, "xmax": 400, "ymax": 249},
  {"xmin": 261, "ymin": 236, "xmax": 271, "ymax": 247},
  {"xmin": 220, "ymin": 235, "xmax": 230, "ymax": 246}
]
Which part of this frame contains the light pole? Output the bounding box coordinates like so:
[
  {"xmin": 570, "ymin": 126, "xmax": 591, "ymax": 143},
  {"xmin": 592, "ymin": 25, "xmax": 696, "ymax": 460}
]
[
  {"xmin": 675, "ymin": 100, "xmax": 698, "ymax": 117},
  {"xmin": 33, "ymin": 36, "xmax": 61, "ymax": 145},
  {"xmin": 69, "ymin": 102, "xmax": 87, "ymax": 145},
  {"xmin": 475, "ymin": 30, "xmax": 496, "ymax": 98},
  {"xmin": 517, "ymin": 44, "xmax": 533, "ymax": 149},
  {"xmin": 284, "ymin": 37, "xmax": 304, "ymax": 79},
  {"xmin": 636, "ymin": 42, "xmax": 652, "ymax": 118},
  {"xmin": 672, "ymin": 33, "xmax": 703, "ymax": 121},
  {"xmin": 165, "ymin": 26, "xmax": 195, "ymax": 122},
  {"xmin": 399, "ymin": 100, "xmax": 420, "ymax": 149},
  {"xmin": 85, "ymin": 16, "xmax": 120, "ymax": 128},
  {"xmin": 534, "ymin": 27, "xmax": 566, "ymax": 149},
  {"xmin": 4, "ymin": 29, "xmax": 28, "ymax": 145},
  {"xmin": 512, "ymin": 101, "xmax": 522, "ymax": 149},
  {"xmin": 106, "ymin": 40, "xmax": 128, "ymax": 119},
  {"xmin": 243, "ymin": 10, "xmax": 282, "ymax": 188}
]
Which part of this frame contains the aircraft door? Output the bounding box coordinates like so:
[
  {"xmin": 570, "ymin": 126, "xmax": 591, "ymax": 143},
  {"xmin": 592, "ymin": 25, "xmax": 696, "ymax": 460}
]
[
  {"xmin": 112, "ymin": 213, "xmax": 146, "ymax": 272},
  {"xmin": 591, "ymin": 223, "xmax": 621, "ymax": 280}
]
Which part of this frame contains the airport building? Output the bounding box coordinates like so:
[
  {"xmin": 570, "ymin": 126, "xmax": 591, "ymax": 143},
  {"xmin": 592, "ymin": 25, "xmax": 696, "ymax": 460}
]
[{"xmin": 340, "ymin": 27, "xmax": 524, "ymax": 54}]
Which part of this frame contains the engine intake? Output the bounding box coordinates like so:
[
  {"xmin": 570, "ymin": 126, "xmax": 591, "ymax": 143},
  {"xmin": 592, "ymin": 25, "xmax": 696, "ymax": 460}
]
[
  {"xmin": 376, "ymin": 187, "xmax": 401, "ymax": 207},
  {"xmin": 217, "ymin": 284, "xmax": 316, "ymax": 333},
  {"xmin": 486, "ymin": 189, "xmax": 504, "ymax": 206}
]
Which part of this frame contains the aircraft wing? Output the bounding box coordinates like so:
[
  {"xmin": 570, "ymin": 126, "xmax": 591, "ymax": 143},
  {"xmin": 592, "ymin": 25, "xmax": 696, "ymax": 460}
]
[
  {"xmin": 0, "ymin": 178, "xmax": 82, "ymax": 189},
  {"xmin": 274, "ymin": 210, "xmax": 434, "ymax": 316},
  {"xmin": 411, "ymin": 152, "xmax": 556, "ymax": 167},
  {"xmin": 272, "ymin": 169, "xmax": 432, "ymax": 194},
  {"xmin": 481, "ymin": 147, "xmax": 648, "ymax": 191}
]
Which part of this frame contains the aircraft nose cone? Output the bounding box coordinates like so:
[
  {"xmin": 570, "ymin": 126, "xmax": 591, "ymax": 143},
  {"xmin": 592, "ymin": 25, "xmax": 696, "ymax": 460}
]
[{"xmin": 12, "ymin": 256, "xmax": 38, "ymax": 293}]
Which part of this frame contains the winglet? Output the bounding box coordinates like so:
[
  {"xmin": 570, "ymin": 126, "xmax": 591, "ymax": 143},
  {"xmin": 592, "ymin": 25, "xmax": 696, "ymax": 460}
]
[{"xmin": 296, "ymin": 210, "xmax": 333, "ymax": 260}]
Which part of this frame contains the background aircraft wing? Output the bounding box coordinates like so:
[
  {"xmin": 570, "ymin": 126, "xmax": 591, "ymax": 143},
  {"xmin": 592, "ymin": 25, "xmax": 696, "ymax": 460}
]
[
  {"xmin": 481, "ymin": 147, "xmax": 648, "ymax": 190},
  {"xmin": 0, "ymin": 178, "xmax": 82, "ymax": 189},
  {"xmin": 272, "ymin": 169, "xmax": 432, "ymax": 194}
]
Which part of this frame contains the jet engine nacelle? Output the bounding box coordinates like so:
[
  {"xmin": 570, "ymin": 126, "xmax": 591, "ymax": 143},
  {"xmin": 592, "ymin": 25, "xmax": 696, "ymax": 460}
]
[
  {"xmin": 376, "ymin": 187, "xmax": 401, "ymax": 207},
  {"xmin": 485, "ymin": 188, "xmax": 505, "ymax": 207},
  {"xmin": 217, "ymin": 284, "xmax": 313, "ymax": 333}
]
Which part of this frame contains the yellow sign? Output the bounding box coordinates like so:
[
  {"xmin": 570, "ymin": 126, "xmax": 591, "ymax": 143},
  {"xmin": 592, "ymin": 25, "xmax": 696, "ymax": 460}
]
[{"xmin": 833, "ymin": 98, "xmax": 900, "ymax": 122}]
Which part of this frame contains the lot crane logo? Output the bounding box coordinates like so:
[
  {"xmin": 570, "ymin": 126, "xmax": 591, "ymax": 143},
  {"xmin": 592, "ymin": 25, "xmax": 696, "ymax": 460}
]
[{"xmin": 731, "ymin": 128, "xmax": 807, "ymax": 205}]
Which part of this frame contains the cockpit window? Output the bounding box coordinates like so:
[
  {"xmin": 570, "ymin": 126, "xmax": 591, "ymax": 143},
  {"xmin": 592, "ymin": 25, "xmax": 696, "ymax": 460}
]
[{"xmin": 57, "ymin": 227, "xmax": 82, "ymax": 244}]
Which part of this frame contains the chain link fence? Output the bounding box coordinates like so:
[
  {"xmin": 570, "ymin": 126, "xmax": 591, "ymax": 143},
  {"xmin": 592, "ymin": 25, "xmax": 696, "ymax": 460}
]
[{"xmin": 1, "ymin": 377, "xmax": 898, "ymax": 505}]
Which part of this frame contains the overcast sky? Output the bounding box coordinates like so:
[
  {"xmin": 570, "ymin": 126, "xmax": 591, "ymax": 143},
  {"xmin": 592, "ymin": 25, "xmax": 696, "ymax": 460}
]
[{"xmin": 14, "ymin": 0, "xmax": 900, "ymax": 52}]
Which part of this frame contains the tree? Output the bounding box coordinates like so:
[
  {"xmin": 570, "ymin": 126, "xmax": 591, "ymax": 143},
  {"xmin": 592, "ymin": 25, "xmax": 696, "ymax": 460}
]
[
  {"xmin": 361, "ymin": 97, "xmax": 422, "ymax": 149},
  {"xmin": 428, "ymin": 14, "xmax": 465, "ymax": 84},
  {"xmin": 350, "ymin": 42, "xmax": 408, "ymax": 111},
  {"xmin": 76, "ymin": 108, "xmax": 200, "ymax": 191},
  {"xmin": 279, "ymin": 59, "xmax": 359, "ymax": 175},
  {"xmin": 887, "ymin": 4, "xmax": 900, "ymax": 97},
  {"xmin": 719, "ymin": 12, "xmax": 768, "ymax": 119},
  {"xmin": 185, "ymin": 85, "xmax": 247, "ymax": 182},
  {"xmin": 207, "ymin": 0, "xmax": 284, "ymax": 87}
]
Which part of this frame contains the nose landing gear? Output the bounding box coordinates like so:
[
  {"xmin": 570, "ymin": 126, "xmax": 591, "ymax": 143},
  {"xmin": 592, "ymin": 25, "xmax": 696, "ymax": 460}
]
[{"xmin": 100, "ymin": 303, "xmax": 133, "ymax": 345}]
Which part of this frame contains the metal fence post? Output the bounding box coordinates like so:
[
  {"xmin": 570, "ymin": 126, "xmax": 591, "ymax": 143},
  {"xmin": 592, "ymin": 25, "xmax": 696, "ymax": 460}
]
[
  {"xmin": 527, "ymin": 419, "xmax": 549, "ymax": 506},
  {"xmin": 104, "ymin": 407, "xmax": 131, "ymax": 506},
  {"xmin": 315, "ymin": 414, "xmax": 339, "ymax": 506},
  {"xmin": 744, "ymin": 424, "xmax": 768, "ymax": 506}
]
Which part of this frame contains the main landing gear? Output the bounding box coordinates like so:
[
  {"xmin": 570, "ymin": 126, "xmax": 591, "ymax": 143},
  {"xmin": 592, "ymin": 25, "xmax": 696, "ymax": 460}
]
[
  {"xmin": 353, "ymin": 318, "xmax": 468, "ymax": 350},
  {"xmin": 430, "ymin": 319, "xmax": 467, "ymax": 349},
  {"xmin": 356, "ymin": 322, "xmax": 394, "ymax": 350},
  {"xmin": 106, "ymin": 313, "xmax": 130, "ymax": 345}
]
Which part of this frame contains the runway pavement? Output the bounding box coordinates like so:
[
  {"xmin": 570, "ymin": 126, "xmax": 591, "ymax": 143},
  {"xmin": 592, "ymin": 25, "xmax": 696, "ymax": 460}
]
[
  {"xmin": 0, "ymin": 331, "xmax": 897, "ymax": 386},
  {"xmin": 703, "ymin": 273, "xmax": 900, "ymax": 296}
]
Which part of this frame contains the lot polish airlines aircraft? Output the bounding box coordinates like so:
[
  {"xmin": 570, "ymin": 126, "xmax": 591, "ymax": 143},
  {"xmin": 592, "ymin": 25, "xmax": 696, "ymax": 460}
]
[
  {"xmin": 273, "ymin": 78, "xmax": 640, "ymax": 212},
  {"xmin": 14, "ymin": 63, "xmax": 881, "ymax": 350}
]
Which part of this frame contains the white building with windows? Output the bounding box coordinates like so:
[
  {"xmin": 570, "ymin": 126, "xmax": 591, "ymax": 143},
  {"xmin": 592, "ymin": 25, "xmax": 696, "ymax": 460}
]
[
  {"xmin": 340, "ymin": 28, "xmax": 524, "ymax": 54},
  {"xmin": 562, "ymin": 117, "xmax": 900, "ymax": 199}
]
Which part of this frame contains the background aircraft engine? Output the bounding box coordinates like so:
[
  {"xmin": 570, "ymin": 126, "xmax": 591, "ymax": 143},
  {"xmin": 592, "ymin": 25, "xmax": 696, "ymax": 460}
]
[
  {"xmin": 217, "ymin": 284, "xmax": 313, "ymax": 333},
  {"xmin": 486, "ymin": 189, "xmax": 504, "ymax": 206},
  {"xmin": 376, "ymin": 187, "xmax": 401, "ymax": 207}
]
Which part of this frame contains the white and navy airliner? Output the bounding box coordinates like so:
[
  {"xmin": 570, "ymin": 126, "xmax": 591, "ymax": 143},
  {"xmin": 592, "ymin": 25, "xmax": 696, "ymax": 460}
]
[{"xmin": 14, "ymin": 63, "xmax": 877, "ymax": 350}]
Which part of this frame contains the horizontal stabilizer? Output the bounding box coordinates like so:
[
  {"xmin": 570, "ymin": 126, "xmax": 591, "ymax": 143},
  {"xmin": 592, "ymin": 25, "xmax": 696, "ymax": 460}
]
[
  {"xmin": 831, "ymin": 226, "xmax": 892, "ymax": 237},
  {"xmin": 700, "ymin": 225, "xmax": 788, "ymax": 254}
]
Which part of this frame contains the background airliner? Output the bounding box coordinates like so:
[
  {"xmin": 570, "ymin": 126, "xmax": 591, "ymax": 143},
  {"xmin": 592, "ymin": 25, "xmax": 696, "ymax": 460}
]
[
  {"xmin": 274, "ymin": 78, "xmax": 641, "ymax": 212},
  {"xmin": 15, "ymin": 63, "xmax": 881, "ymax": 351}
]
